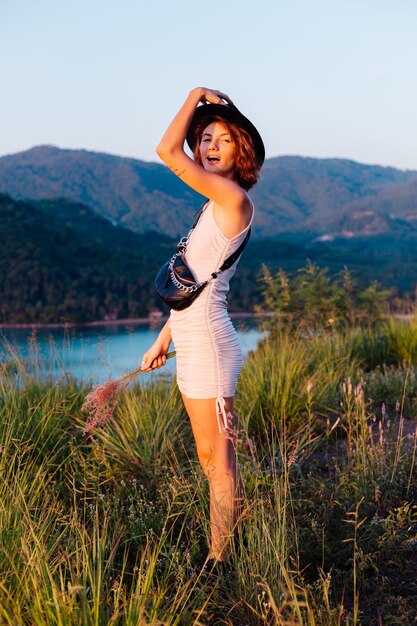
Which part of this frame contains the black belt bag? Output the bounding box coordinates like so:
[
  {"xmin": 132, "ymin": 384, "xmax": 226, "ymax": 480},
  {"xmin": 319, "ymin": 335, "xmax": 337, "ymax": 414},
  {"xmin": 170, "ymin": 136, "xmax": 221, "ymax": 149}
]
[{"xmin": 154, "ymin": 202, "xmax": 251, "ymax": 311}]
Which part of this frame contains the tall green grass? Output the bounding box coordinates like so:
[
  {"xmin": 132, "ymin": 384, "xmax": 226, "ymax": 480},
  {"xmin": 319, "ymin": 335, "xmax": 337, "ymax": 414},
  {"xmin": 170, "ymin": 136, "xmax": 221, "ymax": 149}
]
[{"xmin": 1, "ymin": 318, "xmax": 417, "ymax": 624}]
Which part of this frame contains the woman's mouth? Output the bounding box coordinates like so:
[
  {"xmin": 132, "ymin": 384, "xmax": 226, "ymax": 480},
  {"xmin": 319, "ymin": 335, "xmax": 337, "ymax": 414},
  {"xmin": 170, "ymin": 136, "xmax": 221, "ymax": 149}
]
[{"xmin": 207, "ymin": 156, "xmax": 220, "ymax": 163}]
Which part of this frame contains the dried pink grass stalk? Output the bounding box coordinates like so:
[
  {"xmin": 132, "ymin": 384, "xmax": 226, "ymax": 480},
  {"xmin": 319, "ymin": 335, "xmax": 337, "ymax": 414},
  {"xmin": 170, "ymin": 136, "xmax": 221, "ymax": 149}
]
[{"xmin": 82, "ymin": 350, "xmax": 176, "ymax": 435}]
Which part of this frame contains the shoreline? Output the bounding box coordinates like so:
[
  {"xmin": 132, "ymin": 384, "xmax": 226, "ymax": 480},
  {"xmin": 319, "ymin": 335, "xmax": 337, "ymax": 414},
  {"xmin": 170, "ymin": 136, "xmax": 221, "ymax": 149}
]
[
  {"xmin": 0, "ymin": 311, "xmax": 260, "ymax": 330},
  {"xmin": 0, "ymin": 312, "xmax": 413, "ymax": 331}
]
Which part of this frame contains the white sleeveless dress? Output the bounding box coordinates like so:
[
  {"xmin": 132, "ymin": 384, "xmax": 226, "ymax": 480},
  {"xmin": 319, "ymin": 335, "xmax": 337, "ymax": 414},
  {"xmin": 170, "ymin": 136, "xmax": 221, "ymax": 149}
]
[{"xmin": 169, "ymin": 200, "xmax": 254, "ymax": 432}]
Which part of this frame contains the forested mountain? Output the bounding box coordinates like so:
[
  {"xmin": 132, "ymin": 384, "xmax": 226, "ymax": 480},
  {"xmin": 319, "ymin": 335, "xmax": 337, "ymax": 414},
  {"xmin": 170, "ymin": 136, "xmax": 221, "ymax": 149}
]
[
  {"xmin": 253, "ymin": 156, "xmax": 417, "ymax": 237},
  {"xmin": 0, "ymin": 193, "xmax": 276, "ymax": 322},
  {"xmin": 3, "ymin": 192, "xmax": 417, "ymax": 324},
  {"xmin": 0, "ymin": 146, "xmax": 204, "ymax": 237},
  {"xmin": 2, "ymin": 146, "xmax": 417, "ymax": 323},
  {"xmin": 0, "ymin": 193, "xmax": 173, "ymax": 322},
  {"xmin": 1, "ymin": 145, "xmax": 417, "ymax": 239}
]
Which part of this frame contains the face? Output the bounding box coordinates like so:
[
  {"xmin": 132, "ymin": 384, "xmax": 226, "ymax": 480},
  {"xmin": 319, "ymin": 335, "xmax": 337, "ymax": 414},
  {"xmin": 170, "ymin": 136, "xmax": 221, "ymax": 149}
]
[{"xmin": 199, "ymin": 121, "xmax": 236, "ymax": 180}]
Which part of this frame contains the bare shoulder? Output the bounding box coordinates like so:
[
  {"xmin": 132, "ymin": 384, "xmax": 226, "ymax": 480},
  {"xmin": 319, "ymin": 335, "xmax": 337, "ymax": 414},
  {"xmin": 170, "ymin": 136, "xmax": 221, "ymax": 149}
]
[
  {"xmin": 212, "ymin": 189, "xmax": 253, "ymax": 239},
  {"xmin": 214, "ymin": 183, "xmax": 251, "ymax": 211}
]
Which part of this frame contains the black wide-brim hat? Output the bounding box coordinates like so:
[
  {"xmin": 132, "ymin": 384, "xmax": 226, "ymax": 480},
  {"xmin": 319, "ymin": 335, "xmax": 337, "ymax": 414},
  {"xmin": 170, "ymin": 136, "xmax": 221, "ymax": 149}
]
[{"xmin": 186, "ymin": 103, "xmax": 265, "ymax": 166}]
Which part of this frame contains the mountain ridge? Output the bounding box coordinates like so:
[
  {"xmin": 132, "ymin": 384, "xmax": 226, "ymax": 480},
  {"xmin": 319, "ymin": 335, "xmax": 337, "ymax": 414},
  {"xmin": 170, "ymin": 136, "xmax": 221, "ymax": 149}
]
[{"xmin": 1, "ymin": 145, "xmax": 416, "ymax": 239}]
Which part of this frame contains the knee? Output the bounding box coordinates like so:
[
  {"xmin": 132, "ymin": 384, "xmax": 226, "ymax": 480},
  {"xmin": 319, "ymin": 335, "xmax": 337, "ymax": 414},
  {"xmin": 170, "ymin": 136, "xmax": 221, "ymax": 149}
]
[
  {"xmin": 195, "ymin": 439, "xmax": 216, "ymax": 476},
  {"xmin": 196, "ymin": 437, "xmax": 234, "ymax": 477}
]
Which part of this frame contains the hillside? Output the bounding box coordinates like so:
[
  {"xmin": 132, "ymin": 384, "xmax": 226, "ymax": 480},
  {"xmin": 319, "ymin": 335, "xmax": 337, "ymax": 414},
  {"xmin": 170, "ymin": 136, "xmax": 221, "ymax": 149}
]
[
  {"xmin": 0, "ymin": 193, "xmax": 310, "ymax": 323},
  {"xmin": 2, "ymin": 145, "xmax": 417, "ymax": 323},
  {"xmin": 0, "ymin": 146, "xmax": 204, "ymax": 237},
  {"xmin": 253, "ymin": 156, "xmax": 417, "ymax": 237},
  {"xmin": 0, "ymin": 193, "xmax": 174, "ymax": 323},
  {"xmin": 1, "ymin": 146, "xmax": 417, "ymax": 239},
  {"xmin": 0, "ymin": 193, "xmax": 281, "ymax": 323},
  {"xmin": 3, "ymin": 191, "xmax": 417, "ymax": 323}
]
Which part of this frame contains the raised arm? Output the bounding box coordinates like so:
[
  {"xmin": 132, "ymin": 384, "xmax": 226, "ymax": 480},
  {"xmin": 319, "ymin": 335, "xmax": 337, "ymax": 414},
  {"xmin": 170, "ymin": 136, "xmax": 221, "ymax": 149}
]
[{"xmin": 156, "ymin": 88, "xmax": 247, "ymax": 210}]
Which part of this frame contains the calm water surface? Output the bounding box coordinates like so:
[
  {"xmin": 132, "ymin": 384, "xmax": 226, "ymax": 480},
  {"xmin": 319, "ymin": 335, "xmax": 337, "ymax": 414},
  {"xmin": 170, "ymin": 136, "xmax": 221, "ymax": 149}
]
[{"xmin": 1, "ymin": 317, "xmax": 265, "ymax": 384}]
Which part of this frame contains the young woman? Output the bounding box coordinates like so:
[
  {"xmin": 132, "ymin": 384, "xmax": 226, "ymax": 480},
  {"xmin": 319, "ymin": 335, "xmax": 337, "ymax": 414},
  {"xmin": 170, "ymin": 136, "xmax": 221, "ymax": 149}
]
[{"xmin": 141, "ymin": 87, "xmax": 264, "ymax": 562}]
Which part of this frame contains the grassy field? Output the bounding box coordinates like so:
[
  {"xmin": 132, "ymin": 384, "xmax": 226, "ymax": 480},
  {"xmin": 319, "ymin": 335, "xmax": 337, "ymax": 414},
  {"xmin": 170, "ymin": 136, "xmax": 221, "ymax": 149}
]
[{"xmin": 1, "ymin": 318, "xmax": 417, "ymax": 625}]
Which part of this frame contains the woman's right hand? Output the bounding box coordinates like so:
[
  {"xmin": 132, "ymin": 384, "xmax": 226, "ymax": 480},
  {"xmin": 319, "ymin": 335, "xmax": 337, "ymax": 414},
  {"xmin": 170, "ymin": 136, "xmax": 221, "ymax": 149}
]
[
  {"xmin": 198, "ymin": 87, "xmax": 234, "ymax": 106},
  {"xmin": 141, "ymin": 341, "xmax": 169, "ymax": 372}
]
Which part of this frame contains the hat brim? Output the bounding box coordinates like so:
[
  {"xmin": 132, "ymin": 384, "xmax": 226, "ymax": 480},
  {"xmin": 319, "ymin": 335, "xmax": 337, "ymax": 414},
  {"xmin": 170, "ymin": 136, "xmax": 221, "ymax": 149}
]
[{"xmin": 186, "ymin": 103, "xmax": 265, "ymax": 166}]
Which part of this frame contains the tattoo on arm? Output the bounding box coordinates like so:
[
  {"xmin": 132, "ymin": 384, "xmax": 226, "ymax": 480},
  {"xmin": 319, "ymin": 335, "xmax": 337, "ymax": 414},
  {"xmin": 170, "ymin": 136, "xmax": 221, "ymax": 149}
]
[{"xmin": 169, "ymin": 164, "xmax": 186, "ymax": 177}]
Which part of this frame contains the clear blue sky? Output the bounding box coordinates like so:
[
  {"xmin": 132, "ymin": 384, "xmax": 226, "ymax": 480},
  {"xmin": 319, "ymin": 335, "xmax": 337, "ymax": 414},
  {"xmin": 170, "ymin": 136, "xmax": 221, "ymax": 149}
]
[{"xmin": 1, "ymin": 0, "xmax": 417, "ymax": 169}]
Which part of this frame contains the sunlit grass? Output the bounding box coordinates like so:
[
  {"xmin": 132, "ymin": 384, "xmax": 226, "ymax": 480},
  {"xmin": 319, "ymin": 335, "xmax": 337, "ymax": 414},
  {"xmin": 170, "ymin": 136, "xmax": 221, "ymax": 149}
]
[{"xmin": 1, "ymin": 318, "xmax": 417, "ymax": 624}]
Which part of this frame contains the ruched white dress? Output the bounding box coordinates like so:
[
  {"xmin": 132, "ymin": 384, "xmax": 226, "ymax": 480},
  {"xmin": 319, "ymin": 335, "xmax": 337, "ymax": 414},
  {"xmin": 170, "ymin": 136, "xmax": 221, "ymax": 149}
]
[{"xmin": 169, "ymin": 200, "xmax": 254, "ymax": 432}]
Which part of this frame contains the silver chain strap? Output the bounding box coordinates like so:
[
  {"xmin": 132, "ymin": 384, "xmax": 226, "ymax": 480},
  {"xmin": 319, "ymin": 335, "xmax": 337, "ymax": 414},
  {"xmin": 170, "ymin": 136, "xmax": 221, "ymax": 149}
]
[
  {"xmin": 168, "ymin": 252, "xmax": 209, "ymax": 293},
  {"xmin": 169, "ymin": 203, "xmax": 222, "ymax": 293}
]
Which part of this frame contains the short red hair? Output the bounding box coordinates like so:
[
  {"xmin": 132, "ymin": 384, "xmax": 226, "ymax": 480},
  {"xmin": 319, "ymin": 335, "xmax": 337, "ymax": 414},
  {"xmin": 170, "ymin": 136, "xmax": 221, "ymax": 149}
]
[{"xmin": 193, "ymin": 115, "xmax": 262, "ymax": 190}]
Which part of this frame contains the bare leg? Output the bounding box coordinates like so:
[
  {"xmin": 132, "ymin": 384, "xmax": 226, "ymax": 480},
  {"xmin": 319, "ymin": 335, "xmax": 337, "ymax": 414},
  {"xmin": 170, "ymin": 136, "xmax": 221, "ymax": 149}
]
[{"xmin": 182, "ymin": 395, "xmax": 243, "ymax": 561}]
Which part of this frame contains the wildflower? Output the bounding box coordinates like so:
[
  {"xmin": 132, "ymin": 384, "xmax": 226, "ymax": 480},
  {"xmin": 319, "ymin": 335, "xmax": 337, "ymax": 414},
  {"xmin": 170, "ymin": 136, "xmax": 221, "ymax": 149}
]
[
  {"xmin": 327, "ymin": 318, "xmax": 334, "ymax": 325},
  {"xmin": 287, "ymin": 439, "xmax": 299, "ymax": 468},
  {"xmin": 381, "ymin": 402, "xmax": 386, "ymax": 418},
  {"xmin": 354, "ymin": 380, "xmax": 365, "ymax": 404},
  {"xmin": 82, "ymin": 350, "xmax": 176, "ymax": 434},
  {"xmin": 407, "ymin": 427, "xmax": 417, "ymax": 441},
  {"xmin": 342, "ymin": 377, "xmax": 353, "ymax": 398},
  {"xmin": 378, "ymin": 420, "xmax": 384, "ymax": 446},
  {"xmin": 82, "ymin": 378, "xmax": 129, "ymax": 434},
  {"xmin": 306, "ymin": 380, "xmax": 313, "ymax": 394}
]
